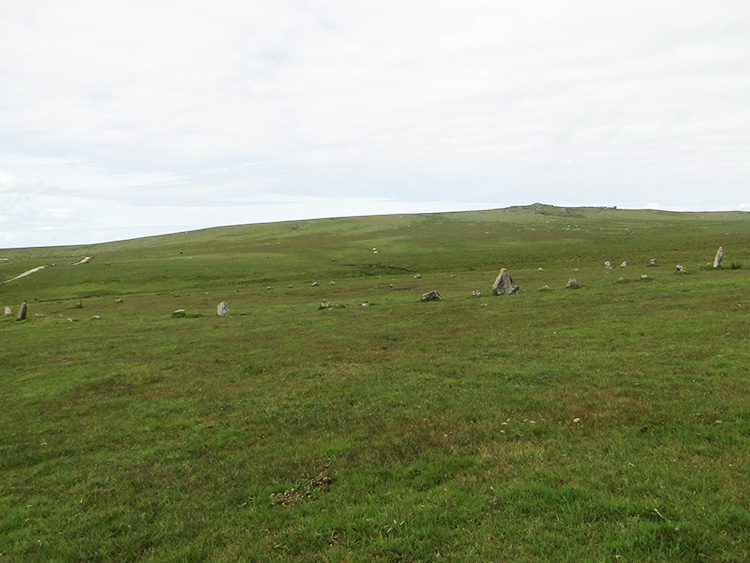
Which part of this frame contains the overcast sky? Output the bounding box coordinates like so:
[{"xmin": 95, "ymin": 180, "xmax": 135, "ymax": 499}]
[{"xmin": 2, "ymin": 1, "xmax": 749, "ymax": 248}]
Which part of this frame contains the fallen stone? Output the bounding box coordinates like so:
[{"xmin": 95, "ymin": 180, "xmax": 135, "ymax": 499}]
[
  {"xmin": 73, "ymin": 256, "xmax": 91, "ymax": 265},
  {"xmin": 91, "ymin": 315, "xmax": 101, "ymax": 320},
  {"xmin": 217, "ymin": 302, "xmax": 230, "ymax": 317},
  {"xmin": 649, "ymin": 259, "xmax": 658, "ymax": 266},
  {"xmin": 311, "ymin": 281, "xmax": 319, "ymax": 287},
  {"xmin": 17, "ymin": 302, "xmax": 27, "ymax": 320},
  {"xmin": 172, "ymin": 309, "xmax": 187, "ymax": 318},
  {"xmin": 566, "ymin": 278, "xmax": 579, "ymax": 289},
  {"xmin": 421, "ymin": 291, "xmax": 442, "ymax": 301},
  {"xmin": 713, "ymin": 246, "xmax": 724, "ymax": 268},
  {"xmin": 492, "ymin": 268, "xmax": 521, "ymax": 295},
  {"xmin": 362, "ymin": 301, "xmax": 370, "ymax": 307}
]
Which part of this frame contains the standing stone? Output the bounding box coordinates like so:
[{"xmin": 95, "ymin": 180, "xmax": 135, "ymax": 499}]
[
  {"xmin": 17, "ymin": 302, "xmax": 27, "ymax": 320},
  {"xmin": 492, "ymin": 268, "xmax": 521, "ymax": 295},
  {"xmin": 713, "ymin": 246, "xmax": 724, "ymax": 268},
  {"xmin": 217, "ymin": 302, "xmax": 230, "ymax": 317},
  {"xmin": 3, "ymin": 306, "xmax": 11, "ymax": 315},
  {"xmin": 566, "ymin": 278, "xmax": 579, "ymax": 289}
]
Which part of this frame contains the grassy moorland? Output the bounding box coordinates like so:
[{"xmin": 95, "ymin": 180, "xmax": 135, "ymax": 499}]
[{"xmin": 1, "ymin": 204, "xmax": 748, "ymax": 561}]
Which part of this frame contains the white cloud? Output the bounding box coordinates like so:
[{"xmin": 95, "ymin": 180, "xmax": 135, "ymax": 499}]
[{"xmin": 1, "ymin": 1, "xmax": 750, "ymax": 247}]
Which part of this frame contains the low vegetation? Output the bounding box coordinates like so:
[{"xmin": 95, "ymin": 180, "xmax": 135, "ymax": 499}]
[{"xmin": 1, "ymin": 205, "xmax": 748, "ymax": 561}]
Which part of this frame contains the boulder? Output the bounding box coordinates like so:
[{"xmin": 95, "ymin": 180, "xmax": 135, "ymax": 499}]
[
  {"xmin": 713, "ymin": 246, "xmax": 724, "ymax": 268},
  {"xmin": 17, "ymin": 302, "xmax": 27, "ymax": 320},
  {"xmin": 566, "ymin": 278, "xmax": 579, "ymax": 289},
  {"xmin": 492, "ymin": 268, "xmax": 521, "ymax": 295},
  {"xmin": 217, "ymin": 302, "xmax": 230, "ymax": 316},
  {"xmin": 421, "ymin": 291, "xmax": 442, "ymax": 301}
]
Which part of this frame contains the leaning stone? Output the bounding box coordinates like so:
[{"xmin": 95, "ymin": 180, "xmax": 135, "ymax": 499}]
[
  {"xmin": 492, "ymin": 268, "xmax": 521, "ymax": 295},
  {"xmin": 421, "ymin": 291, "xmax": 442, "ymax": 301},
  {"xmin": 17, "ymin": 302, "xmax": 27, "ymax": 320},
  {"xmin": 566, "ymin": 278, "xmax": 579, "ymax": 289},
  {"xmin": 713, "ymin": 246, "xmax": 724, "ymax": 268},
  {"xmin": 172, "ymin": 309, "xmax": 187, "ymax": 318},
  {"xmin": 217, "ymin": 302, "xmax": 230, "ymax": 316},
  {"xmin": 4, "ymin": 306, "xmax": 11, "ymax": 315},
  {"xmin": 472, "ymin": 290, "xmax": 481, "ymax": 297}
]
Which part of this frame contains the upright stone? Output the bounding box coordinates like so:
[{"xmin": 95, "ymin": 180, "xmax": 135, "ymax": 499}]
[
  {"xmin": 492, "ymin": 268, "xmax": 521, "ymax": 295},
  {"xmin": 4, "ymin": 306, "xmax": 11, "ymax": 315},
  {"xmin": 17, "ymin": 302, "xmax": 27, "ymax": 320},
  {"xmin": 713, "ymin": 246, "xmax": 724, "ymax": 268},
  {"xmin": 217, "ymin": 302, "xmax": 230, "ymax": 317}
]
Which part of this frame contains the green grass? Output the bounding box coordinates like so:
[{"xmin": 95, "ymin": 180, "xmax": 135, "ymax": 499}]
[{"xmin": 1, "ymin": 205, "xmax": 749, "ymax": 561}]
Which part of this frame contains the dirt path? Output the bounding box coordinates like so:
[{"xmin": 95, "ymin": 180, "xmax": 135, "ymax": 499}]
[{"xmin": 3, "ymin": 266, "xmax": 46, "ymax": 284}]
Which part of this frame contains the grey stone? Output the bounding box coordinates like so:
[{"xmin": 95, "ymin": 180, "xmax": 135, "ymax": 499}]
[
  {"xmin": 620, "ymin": 261, "xmax": 627, "ymax": 268},
  {"xmin": 4, "ymin": 306, "xmax": 11, "ymax": 315},
  {"xmin": 472, "ymin": 290, "xmax": 481, "ymax": 297},
  {"xmin": 319, "ymin": 300, "xmax": 333, "ymax": 309},
  {"xmin": 17, "ymin": 302, "xmax": 28, "ymax": 320},
  {"xmin": 649, "ymin": 259, "xmax": 658, "ymax": 266},
  {"xmin": 217, "ymin": 302, "xmax": 230, "ymax": 316},
  {"xmin": 492, "ymin": 268, "xmax": 521, "ymax": 295},
  {"xmin": 566, "ymin": 278, "xmax": 579, "ymax": 289},
  {"xmin": 172, "ymin": 309, "xmax": 187, "ymax": 318},
  {"xmin": 713, "ymin": 246, "xmax": 724, "ymax": 268},
  {"xmin": 115, "ymin": 298, "xmax": 123, "ymax": 303},
  {"xmin": 311, "ymin": 281, "xmax": 319, "ymax": 287},
  {"xmin": 361, "ymin": 301, "xmax": 370, "ymax": 307},
  {"xmin": 75, "ymin": 299, "xmax": 83, "ymax": 309},
  {"xmin": 676, "ymin": 264, "xmax": 686, "ymax": 272},
  {"xmin": 604, "ymin": 261, "xmax": 612, "ymax": 269},
  {"xmin": 414, "ymin": 273, "xmax": 422, "ymax": 279},
  {"xmin": 421, "ymin": 291, "xmax": 442, "ymax": 301}
]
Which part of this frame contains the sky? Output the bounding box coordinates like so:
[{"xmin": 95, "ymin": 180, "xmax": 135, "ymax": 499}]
[{"xmin": 1, "ymin": 1, "xmax": 749, "ymax": 248}]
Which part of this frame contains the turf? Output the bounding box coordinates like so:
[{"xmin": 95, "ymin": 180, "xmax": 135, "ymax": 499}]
[{"xmin": 1, "ymin": 204, "xmax": 748, "ymax": 561}]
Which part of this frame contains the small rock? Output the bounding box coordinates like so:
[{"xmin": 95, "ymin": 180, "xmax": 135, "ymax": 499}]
[
  {"xmin": 311, "ymin": 281, "xmax": 319, "ymax": 287},
  {"xmin": 288, "ymin": 285, "xmax": 293, "ymax": 288},
  {"xmin": 389, "ymin": 284, "xmax": 394, "ymax": 288},
  {"xmin": 538, "ymin": 267, "xmax": 544, "ymax": 272},
  {"xmin": 361, "ymin": 301, "xmax": 370, "ymax": 307},
  {"xmin": 541, "ymin": 285, "xmax": 550, "ymax": 290},
  {"xmin": 217, "ymin": 302, "xmax": 230, "ymax": 316},
  {"xmin": 649, "ymin": 258, "xmax": 658, "ymax": 266},
  {"xmin": 414, "ymin": 273, "xmax": 422, "ymax": 279},
  {"xmin": 566, "ymin": 278, "xmax": 579, "ymax": 289},
  {"xmin": 620, "ymin": 261, "xmax": 627, "ymax": 268},
  {"xmin": 573, "ymin": 417, "xmax": 581, "ymax": 424},
  {"xmin": 713, "ymin": 246, "xmax": 724, "ymax": 268},
  {"xmin": 472, "ymin": 290, "xmax": 481, "ymax": 297},
  {"xmin": 641, "ymin": 274, "xmax": 648, "ymax": 279},
  {"xmin": 91, "ymin": 315, "xmax": 101, "ymax": 320},
  {"xmin": 421, "ymin": 291, "xmax": 442, "ymax": 302},
  {"xmin": 319, "ymin": 300, "xmax": 333, "ymax": 309},
  {"xmin": 115, "ymin": 298, "xmax": 123, "ymax": 303},
  {"xmin": 266, "ymin": 286, "xmax": 272, "ymax": 290},
  {"xmin": 604, "ymin": 261, "xmax": 612, "ymax": 269},
  {"xmin": 492, "ymin": 268, "xmax": 521, "ymax": 295},
  {"xmin": 172, "ymin": 309, "xmax": 187, "ymax": 318},
  {"xmin": 329, "ymin": 281, "xmax": 336, "ymax": 285},
  {"xmin": 676, "ymin": 265, "xmax": 686, "ymax": 272}
]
